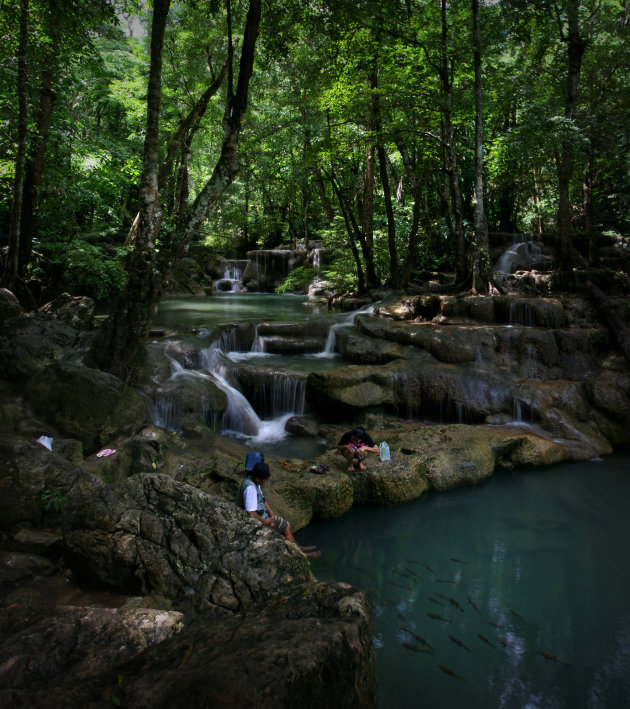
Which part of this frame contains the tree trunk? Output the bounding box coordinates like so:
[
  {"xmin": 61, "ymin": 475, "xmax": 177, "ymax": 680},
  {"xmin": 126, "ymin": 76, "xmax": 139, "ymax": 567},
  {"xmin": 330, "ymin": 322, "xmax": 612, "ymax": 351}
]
[
  {"xmin": 440, "ymin": 0, "xmax": 467, "ymax": 285},
  {"xmin": 90, "ymin": 0, "xmax": 262, "ymax": 382},
  {"xmin": 583, "ymin": 150, "xmax": 597, "ymax": 265},
  {"xmin": 370, "ymin": 70, "xmax": 398, "ymax": 289},
  {"xmin": 471, "ymin": 0, "xmax": 490, "ymax": 294},
  {"xmin": 397, "ymin": 144, "xmax": 422, "ymax": 289},
  {"xmin": 555, "ymin": 0, "xmax": 586, "ymax": 270},
  {"xmin": 328, "ymin": 173, "xmax": 366, "ymax": 292},
  {"xmin": 87, "ymin": 0, "xmax": 172, "ymax": 379},
  {"xmin": 18, "ymin": 11, "xmax": 60, "ymax": 273},
  {"xmin": 2, "ymin": 0, "xmax": 28, "ymax": 291}
]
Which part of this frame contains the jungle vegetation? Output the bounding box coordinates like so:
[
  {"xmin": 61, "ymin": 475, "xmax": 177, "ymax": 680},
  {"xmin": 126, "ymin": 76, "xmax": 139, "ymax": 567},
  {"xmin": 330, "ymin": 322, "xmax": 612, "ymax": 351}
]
[{"xmin": 1, "ymin": 0, "xmax": 629, "ymax": 377}]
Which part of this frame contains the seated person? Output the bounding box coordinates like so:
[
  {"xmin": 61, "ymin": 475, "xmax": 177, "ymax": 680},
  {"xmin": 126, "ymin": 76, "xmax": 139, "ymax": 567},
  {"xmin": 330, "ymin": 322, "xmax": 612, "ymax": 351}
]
[
  {"xmin": 337, "ymin": 426, "xmax": 379, "ymax": 471},
  {"xmin": 238, "ymin": 461, "xmax": 320, "ymax": 557}
]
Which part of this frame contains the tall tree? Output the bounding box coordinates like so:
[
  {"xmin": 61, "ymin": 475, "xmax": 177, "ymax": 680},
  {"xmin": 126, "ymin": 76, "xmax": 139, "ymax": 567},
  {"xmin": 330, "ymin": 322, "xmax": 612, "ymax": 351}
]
[
  {"xmin": 555, "ymin": 0, "xmax": 587, "ymax": 270},
  {"xmin": 471, "ymin": 0, "xmax": 490, "ymax": 293},
  {"xmin": 89, "ymin": 0, "xmax": 262, "ymax": 381},
  {"xmin": 2, "ymin": 0, "xmax": 28, "ymax": 291}
]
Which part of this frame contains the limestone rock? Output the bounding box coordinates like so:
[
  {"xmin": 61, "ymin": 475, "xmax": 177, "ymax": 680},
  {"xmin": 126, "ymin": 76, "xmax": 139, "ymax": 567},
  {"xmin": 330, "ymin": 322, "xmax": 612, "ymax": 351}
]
[
  {"xmin": 63, "ymin": 473, "xmax": 313, "ymax": 612},
  {"xmin": 24, "ymin": 360, "xmax": 147, "ymax": 454},
  {"xmin": 0, "ymin": 604, "xmax": 184, "ymax": 692},
  {"xmin": 0, "ymin": 288, "xmax": 23, "ymax": 325},
  {"xmin": 0, "ymin": 313, "xmax": 78, "ymax": 382},
  {"xmin": 0, "ymin": 434, "xmax": 103, "ymax": 530},
  {"xmin": 0, "ymin": 582, "xmax": 376, "ymax": 709},
  {"xmin": 39, "ymin": 292, "xmax": 95, "ymax": 331}
]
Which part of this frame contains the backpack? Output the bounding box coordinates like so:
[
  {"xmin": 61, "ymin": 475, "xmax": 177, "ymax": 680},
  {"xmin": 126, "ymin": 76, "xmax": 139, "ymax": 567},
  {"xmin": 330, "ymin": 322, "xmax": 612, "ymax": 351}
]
[
  {"xmin": 232, "ymin": 451, "xmax": 265, "ymax": 477},
  {"xmin": 245, "ymin": 451, "xmax": 264, "ymax": 471}
]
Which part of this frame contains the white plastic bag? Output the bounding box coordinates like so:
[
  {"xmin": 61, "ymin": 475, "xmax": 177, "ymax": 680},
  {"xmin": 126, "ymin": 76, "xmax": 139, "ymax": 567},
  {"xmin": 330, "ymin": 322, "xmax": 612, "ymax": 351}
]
[{"xmin": 36, "ymin": 435, "xmax": 53, "ymax": 451}]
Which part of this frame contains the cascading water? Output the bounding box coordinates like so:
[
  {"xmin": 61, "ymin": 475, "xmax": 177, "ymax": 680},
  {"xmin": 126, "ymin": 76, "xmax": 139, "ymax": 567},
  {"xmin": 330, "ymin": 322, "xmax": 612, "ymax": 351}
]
[
  {"xmin": 213, "ymin": 259, "xmax": 248, "ymax": 292},
  {"xmin": 493, "ymin": 236, "xmax": 551, "ymax": 274},
  {"xmin": 313, "ymin": 302, "xmax": 376, "ymax": 358}
]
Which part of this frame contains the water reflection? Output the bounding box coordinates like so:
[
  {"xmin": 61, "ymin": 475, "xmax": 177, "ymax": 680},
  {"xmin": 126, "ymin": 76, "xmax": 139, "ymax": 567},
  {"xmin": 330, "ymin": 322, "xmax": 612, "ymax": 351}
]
[{"xmin": 300, "ymin": 454, "xmax": 630, "ymax": 708}]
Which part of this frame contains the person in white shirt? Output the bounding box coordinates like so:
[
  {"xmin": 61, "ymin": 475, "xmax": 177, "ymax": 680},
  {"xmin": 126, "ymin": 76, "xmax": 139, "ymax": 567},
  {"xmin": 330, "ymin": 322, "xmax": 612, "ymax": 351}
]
[{"xmin": 238, "ymin": 461, "xmax": 320, "ymax": 557}]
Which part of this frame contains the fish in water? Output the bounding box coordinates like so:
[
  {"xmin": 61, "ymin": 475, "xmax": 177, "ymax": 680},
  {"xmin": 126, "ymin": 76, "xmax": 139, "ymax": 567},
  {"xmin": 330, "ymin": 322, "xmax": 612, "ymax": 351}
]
[
  {"xmin": 477, "ymin": 633, "xmax": 496, "ymax": 649},
  {"xmin": 398, "ymin": 625, "xmax": 433, "ymax": 649},
  {"xmin": 538, "ymin": 650, "xmax": 571, "ymax": 666},
  {"xmin": 449, "ymin": 597, "xmax": 465, "ymax": 612},
  {"xmin": 402, "ymin": 641, "xmax": 432, "ymax": 654},
  {"xmin": 424, "ymin": 564, "xmax": 436, "ymax": 574},
  {"xmin": 450, "ymin": 557, "xmax": 466, "ymax": 564},
  {"xmin": 467, "ymin": 595, "xmax": 481, "ymax": 614},
  {"xmin": 436, "ymin": 578, "xmax": 453, "ymax": 584},
  {"xmin": 448, "ymin": 634, "xmax": 471, "ymax": 652},
  {"xmin": 438, "ymin": 664, "xmax": 465, "ymax": 681},
  {"xmin": 488, "ymin": 620, "xmax": 505, "ymax": 629},
  {"xmin": 427, "ymin": 612, "xmax": 451, "ymax": 623},
  {"xmin": 429, "ymin": 596, "xmax": 445, "ymax": 606},
  {"xmin": 433, "ymin": 591, "xmax": 448, "ymax": 601}
]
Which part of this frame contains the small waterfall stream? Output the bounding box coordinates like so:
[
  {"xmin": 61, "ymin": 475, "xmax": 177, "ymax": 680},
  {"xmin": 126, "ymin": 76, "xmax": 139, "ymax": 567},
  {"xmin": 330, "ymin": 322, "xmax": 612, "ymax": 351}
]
[{"xmin": 313, "ymin": 302, "xmax": 376, "ymax": 358}]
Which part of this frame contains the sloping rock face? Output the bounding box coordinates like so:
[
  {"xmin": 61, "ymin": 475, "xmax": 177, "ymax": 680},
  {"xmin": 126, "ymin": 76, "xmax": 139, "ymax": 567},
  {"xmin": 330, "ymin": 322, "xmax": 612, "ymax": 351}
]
[
  {"xmin": 63, "ymin": 473, "xmax": 313, "ymax": 613},
  {"xmin": 0, "ymin": 435, "xmax": 103, "ymax": 529},
  {"xmin": 0, "ymin": 582, "xmax": 375, "ymax": 709}
]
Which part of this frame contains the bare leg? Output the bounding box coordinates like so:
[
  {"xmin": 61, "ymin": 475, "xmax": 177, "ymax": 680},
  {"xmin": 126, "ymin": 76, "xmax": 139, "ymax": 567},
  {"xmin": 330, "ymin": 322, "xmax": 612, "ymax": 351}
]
[{"xmin": 340, "ymin": 446, "xmax": 355, "ymax": 471}]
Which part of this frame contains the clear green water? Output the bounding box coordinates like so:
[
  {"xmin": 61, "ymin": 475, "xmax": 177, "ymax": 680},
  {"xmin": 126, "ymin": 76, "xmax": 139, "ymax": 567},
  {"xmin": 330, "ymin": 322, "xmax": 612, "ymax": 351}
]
[
  {"xmin": 300, "ymin": 453, "xmax": 630, "ymax": 708},
  {"xmin": 153, "ymin": 293, "xmax": 337, "ymax": 329}
]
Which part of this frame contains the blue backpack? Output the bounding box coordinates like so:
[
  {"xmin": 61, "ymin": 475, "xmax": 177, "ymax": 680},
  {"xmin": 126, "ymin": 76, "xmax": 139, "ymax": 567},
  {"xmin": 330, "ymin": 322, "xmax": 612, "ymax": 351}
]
[{"xmin": 244, "ymin": 451, "xmax": 264, "ymax": 471}]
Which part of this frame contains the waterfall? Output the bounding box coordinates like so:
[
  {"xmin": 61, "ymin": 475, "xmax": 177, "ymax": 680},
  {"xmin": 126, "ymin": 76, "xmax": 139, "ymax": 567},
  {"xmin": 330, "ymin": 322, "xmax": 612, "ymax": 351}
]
[
  {"xmin": 213, "ymin": 259, "xmax": 248, "ymax": 292},
  {"xmin": 251, "ymin": 324, "xmax": 265, "ymax": 353},
  {"xmin": 312, "ymin": 302, "xmax": 376, "ymax": 358},
  {"xmin": 249, "ymin": 374, "xmax": 307, "ymax": 418},
  {"xmin": 151, "ymin": 333, "xmax": 310, "ymax": 445},
  {"xmin": 493, "ymin": 236, "xmax": 551, "ymax": 274}
]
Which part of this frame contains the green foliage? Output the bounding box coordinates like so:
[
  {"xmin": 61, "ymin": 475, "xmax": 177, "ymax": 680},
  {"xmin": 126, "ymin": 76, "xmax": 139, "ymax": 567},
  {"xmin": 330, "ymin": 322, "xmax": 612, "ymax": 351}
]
[
  {"xmin": 275, "ymin": 266, "xmax": 318, "ymax": 293},
  {"xmin": 37, "ymin": 239, "xmax": 130, "ymax": 301},
  {"xmin": 41, "ymin": 488, "xmax": 67, "ymax": 513}
]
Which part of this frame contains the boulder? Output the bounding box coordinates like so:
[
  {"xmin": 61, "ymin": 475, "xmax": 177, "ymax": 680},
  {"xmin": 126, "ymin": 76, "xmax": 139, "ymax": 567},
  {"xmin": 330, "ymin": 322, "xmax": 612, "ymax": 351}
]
[
  {"xmin": 0, "ymin": 604, "xmax": 184, "ymax": 695},
  {"xmin": 285, "ymin": 415, "xmax": 320, "ymax": 437},
  {"xmin": 39, "ymin": 292, "xmax": 95, "ymax": 331},
  {"xmin": 0, "ymin": 288, "xmax": 23, "ymax": 324},
  {"xmin": 149, "ymin": 370, "xmax": 228, "ymax": 432},
  {"xmin": 63, "ymin": 473, "xmax": 313, "ymax": 612},
  {"xmin": 24, "ymin": 360, "xmax": 147, "ymax": 454},
  {"xmin": 0, "ymin": 582, "xmax": 376, "ymax": 709},
  {"xmin": 0, "ymin": 434, "xmax": 103, "ymax": 531},
  {"xmin": 0, "ymin": 313, "xmax": 78, "ymax": 382}
]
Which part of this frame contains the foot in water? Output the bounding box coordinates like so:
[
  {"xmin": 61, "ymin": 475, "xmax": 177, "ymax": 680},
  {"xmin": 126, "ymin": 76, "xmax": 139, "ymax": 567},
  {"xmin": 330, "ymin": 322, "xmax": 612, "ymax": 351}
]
[{"xmin": 299, "ymin": 544, "xmax": 321, "ymax": 558}]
